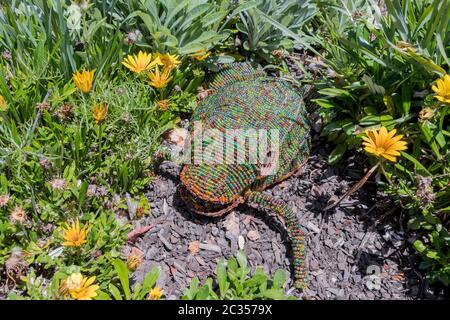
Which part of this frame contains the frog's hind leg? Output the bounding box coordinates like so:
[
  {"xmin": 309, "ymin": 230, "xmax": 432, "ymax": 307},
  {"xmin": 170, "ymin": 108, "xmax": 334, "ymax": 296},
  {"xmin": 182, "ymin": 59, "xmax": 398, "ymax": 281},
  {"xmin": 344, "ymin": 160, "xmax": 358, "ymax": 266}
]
[{"xmin": 245, "ymin": 190, "xmax": 307, "ymax": 290}]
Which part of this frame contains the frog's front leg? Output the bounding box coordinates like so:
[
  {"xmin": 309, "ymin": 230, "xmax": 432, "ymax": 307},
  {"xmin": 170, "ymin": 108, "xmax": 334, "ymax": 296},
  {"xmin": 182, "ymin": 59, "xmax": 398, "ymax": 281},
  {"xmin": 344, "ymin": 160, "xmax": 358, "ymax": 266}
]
[{"xmin": 245, "ymin": 190, "xmax": 308, "ymax": 290}]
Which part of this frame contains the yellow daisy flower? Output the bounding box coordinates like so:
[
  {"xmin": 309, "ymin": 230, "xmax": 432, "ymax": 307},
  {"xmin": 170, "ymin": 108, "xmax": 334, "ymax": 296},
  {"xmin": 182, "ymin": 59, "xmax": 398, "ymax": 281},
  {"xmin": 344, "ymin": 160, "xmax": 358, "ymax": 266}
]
[
  {"xmin": 61, "ymin": 219, "xmax": 90, "ymax": 247},
  {"xmin": 156, "ymin": 99, "xmax": 170, "ymax": 111},
  {"xmin": 126, "ymin": 247, "xmax": 144, "ymax": 271},
  {"xmin": 148, "ymin": 286, "xmax": 164, "ymax": 300},
  {"xmin": 73, "ymin": 69, "xmax": 94, "ymax": 93},
  {"xmin": 60, "ymin": 272, "xmax": 99, "ymax": 300},
  {"xmin": 91, "ymin": 103, "xmax": 108, "ymax": 124},
  {"xmin": 122, "ymin": 51, "xmax": 159, "ymax": 74},
  {"xmin": 191, "ymin": 50, "xmax": 211, "ymax": 61},
  {"xmin": 154, "ymin": 53, "xmax": 181, "ymax": 70},
  {"xmin": 148, "ymin": 66, "xmax": 173, "ymax": 89},
  {"xmin": 432, "ymin": 74, "xmax": 450, "ymax": 104},
  {"xmin": 0, "ymin": 95, "xmax": 8, "ymax": 112},
  {"xmin": 362, "ymin": 127, "xmax": 408, "ymax": 162}
]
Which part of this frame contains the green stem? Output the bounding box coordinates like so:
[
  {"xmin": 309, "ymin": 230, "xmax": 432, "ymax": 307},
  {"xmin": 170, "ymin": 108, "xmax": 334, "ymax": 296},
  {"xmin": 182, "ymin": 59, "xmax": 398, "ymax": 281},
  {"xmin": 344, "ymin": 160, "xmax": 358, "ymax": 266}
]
[
  {"xmin": 96, "ymin": 123, "xmax": 103, "ymax": 167},
  {"xmin": 81, "ymin": 94, "xmax": 88, "ymax": 123},
  {"xmin": 380, "ymin": 161, "xmax": 392, "ymax": 184}
]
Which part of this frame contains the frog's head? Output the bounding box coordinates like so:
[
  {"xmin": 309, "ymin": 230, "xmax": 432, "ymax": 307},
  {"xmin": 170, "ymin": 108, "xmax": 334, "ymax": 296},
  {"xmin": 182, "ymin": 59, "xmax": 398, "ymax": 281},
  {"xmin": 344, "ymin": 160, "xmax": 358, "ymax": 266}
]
[{"xmin": 179, "ymin": 163, "xmax": 257, "ymax": 216}]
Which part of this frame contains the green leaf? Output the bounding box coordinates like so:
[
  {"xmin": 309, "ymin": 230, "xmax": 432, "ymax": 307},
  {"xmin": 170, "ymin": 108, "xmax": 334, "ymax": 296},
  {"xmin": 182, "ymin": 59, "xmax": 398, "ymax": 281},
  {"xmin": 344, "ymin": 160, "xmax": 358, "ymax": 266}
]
[
  {"xmin": 78, "ymin": 180, "xmax": 89, "ymax": 210},
  {"xmin": 318, "ymin": 88, "xmax": 354, "ymax": 99},
  {"xmin": 420, "ymin": 121, "xmax": 441, "ymax": 158},
  {"xmin": 362, "ymin": 74, "xmax": 385, "ymax": 96},
  {"xmin": 216, "ymin": 259, "xmax": 228, "ymax": 298},
  {"xmin": 400, "ymin": 83, "xmax": 411, "ymax": 115},
  {"xmin": 405, "ymin": 49, "xmax": 446, "ymax": 76},
  {"xmin": 328, "ymin": 143, "xmax": 347, "ymax": 165},
  {"xmin": 140, "ymin": 266, "xmax": 161, "ymax": 299},
  {"xmin": 230, "ymin": 0, "xmax": 258, "ymax": 18},
  {"xmin": 262, "ymin": 288, "xmax": 287, "ymax": 300},
  {"xmin": 400, "ymin": 152, "xmax": 431, "ymax": 176},
  {"xmin": 256, "ymin": 9, "xmax": 319, "ymax": 55},
  {"xmin": 108, "ymin": 284, "xmax": 123, "ymax": 300},
  {"xmin": 425, "ymin": 250, "xmax": 440, "ymax": 260},
  {"xmin": 112, "ymin": 259, "xmax": 131, "ymax": 300},
  {"xmin": 227, "ymin": 257, "xmax": 238, "ymax": 273},
  {"xmin": 236, "ymin": 250, "xmax": 248, "ymax": 269},
  {"xmin": 195, "ymin": 285, "xmax": 211, "ymax": 300},
  {"xmin": 94, "ymin": 290, "xmax": 112, "ymax": 300},
  {"xmin": 407, "ymin": 217, "xmax": 421, "ymax": 230},
  {"xmin": 436, "ymin": 33, "xmax": 450, "ymax": 68},
  {"xmin": 272, "ymin": 269, "xmax": 286, "ymax": 289},
  {"xmin": 313, "ymin": 98, "xmax": 336, "ymax": 109},
  {"xmin": 413, "ymin": 240, "xmax": 426, "ymax": 253},
  {"xmin": 243, "ymin": 267, "xmax": 266, "ymax": 288}
]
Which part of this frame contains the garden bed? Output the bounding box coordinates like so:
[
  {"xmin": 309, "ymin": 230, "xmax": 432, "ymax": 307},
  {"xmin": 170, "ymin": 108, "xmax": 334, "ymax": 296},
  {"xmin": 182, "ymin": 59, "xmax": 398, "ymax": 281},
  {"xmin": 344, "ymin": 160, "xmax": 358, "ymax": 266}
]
[{"xmin": 1, "ymin": 0, "xmax": 449, "ymax": 300}]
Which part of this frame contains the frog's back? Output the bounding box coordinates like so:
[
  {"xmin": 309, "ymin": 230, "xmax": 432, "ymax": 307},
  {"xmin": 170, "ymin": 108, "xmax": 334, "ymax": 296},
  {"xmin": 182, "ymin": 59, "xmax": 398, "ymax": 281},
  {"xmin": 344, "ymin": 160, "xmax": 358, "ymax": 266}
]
[{"xmin": 189, "ymin": 63, "xmax": 310, "ymax": 190}]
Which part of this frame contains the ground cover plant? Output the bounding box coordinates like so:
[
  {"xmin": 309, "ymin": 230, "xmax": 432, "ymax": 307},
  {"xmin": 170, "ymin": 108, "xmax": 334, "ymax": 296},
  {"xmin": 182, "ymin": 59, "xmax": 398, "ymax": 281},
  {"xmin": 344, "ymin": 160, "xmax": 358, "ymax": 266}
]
[
  {"xmin": 0, "ymin": 0, "xmax": 449, "ymax": 300},
  {"xmin": 311, "ymin": 0, "xmax": 450, "ymax": 286}
]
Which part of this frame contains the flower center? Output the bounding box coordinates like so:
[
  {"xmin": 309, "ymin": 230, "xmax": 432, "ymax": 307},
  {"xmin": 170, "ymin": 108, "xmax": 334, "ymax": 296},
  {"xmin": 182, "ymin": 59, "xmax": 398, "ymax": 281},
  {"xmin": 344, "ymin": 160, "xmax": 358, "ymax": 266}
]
[{"xmin": 69, "ymin": 233, "xmax": 80, "ymax": 241}]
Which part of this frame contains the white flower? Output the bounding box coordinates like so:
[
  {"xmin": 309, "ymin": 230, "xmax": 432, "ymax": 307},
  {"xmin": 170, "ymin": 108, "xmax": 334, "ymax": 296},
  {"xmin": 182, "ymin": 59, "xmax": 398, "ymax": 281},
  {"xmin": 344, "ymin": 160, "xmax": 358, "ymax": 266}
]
[{"xmin": 65, "ymin": 3, "xmax": 82, "ymax": 36}]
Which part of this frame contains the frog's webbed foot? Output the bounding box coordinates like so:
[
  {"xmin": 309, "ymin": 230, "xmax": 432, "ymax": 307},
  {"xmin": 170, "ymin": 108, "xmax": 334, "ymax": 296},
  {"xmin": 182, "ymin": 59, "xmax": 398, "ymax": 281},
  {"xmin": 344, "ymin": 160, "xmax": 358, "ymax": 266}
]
[{"xmin": 245, "ymin": 190, "xmax": 308, "ymax": 290}]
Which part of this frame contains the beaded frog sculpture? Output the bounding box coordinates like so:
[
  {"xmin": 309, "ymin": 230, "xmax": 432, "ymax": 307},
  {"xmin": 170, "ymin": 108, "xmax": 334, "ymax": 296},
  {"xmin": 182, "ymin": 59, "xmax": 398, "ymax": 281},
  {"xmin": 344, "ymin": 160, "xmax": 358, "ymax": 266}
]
[{"xmin": 179, "ymin": 62, "xmax": 311, "ymax": 289}]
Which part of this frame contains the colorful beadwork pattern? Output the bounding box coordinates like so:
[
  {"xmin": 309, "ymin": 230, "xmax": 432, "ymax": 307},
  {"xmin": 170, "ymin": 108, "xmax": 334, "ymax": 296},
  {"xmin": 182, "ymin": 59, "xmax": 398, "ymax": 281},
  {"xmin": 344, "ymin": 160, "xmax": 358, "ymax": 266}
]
[{"xmin": 180, "ymin": 62, "xmax": 311, "ymax": 289}]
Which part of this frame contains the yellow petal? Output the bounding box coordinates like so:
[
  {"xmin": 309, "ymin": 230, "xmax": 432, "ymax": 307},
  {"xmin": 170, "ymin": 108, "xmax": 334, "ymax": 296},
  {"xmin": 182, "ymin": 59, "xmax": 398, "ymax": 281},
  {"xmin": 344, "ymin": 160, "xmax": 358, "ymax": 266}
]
[
  {"xmin": 364, "ymin": 146, "xmax": 378, "ymax": 154},
  {"xmin": 362, "ymin": 142, "xmax": 376, "ymax": 150},
  {"xmin": 435, "ymin": 95, "xmax": 450, "ymax": 103},
  {"xmin": 378, "ymin": 127, "xmax": 389, "ymax": 146},
  {"xmin": 437, "ymin": 79, "xmax": 444, "ymax": 92},
  {"xmin": 388, "ymin": 141, "xmax": 408, "ymax": 151},
  {"xmin": 383, "ymin": 149, "xmax": 401, "ymax": 156},
  {"xmin": 370, "ymin": 130, "xmax": 378, "ymax": 147},
  {"xmin": 432, "ymin": 85, "xmax": 439, "ymax": 94},
  {"xmin": 382, "ymin": 153, "xmax": 397, "ymax": 162},
  {"xmin": 364, "ymin": 130, "xmax": 375, "ymax": 142},
  {"xmin": 383, "ymin": 134, "xmax": 404, "ymax": 148},
  {"xmin": 444, "ymin": 74, "xmax": 450, "ymax": 86},
  {"xmin": 362, "ymin": 136, "xmax": 374, "ymax": 144},
  {"xmin": 84, "ymin": 276, "xmax": 96, "ymax": 287},
  {"xmin": 386, "ymin": 128, "xmax": 397, "ymax": 140}
]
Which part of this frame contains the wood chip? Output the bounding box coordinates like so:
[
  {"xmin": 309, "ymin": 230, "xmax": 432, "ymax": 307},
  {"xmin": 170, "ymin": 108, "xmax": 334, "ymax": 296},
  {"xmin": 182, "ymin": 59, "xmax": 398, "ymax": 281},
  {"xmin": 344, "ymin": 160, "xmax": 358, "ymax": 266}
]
[
  {"xmin": 238, "ymin": 235, "xmax": 245, "ymax": 250},
  {"xmin": 199, "ymin": 243, "xmax": 222, "ymax": 253},
  {"xmin": 223, "ymin": 212, "xmax": 239, "ymax": 237},
  {"xmin": 247, "ymin": 230, "xmax": 260, "ymax": 241},
  {"xmin": 158, "ymin": 232, "xmax": 173, "ymax": 251},
  {"xmin": 188, "ymin": 241, "xmax": 200, "ymax": 255},
  {"xmin": 306, "ymin": 221, "xmax": 320, "ymax": 234}
]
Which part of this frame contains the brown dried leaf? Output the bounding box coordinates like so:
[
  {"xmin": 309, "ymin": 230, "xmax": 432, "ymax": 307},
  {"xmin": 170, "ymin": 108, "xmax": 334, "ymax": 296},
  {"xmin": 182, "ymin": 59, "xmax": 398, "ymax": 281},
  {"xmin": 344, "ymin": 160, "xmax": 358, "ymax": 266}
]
[{"xmin": 127, "ymin": 225, "xmax": 154, "ymax": 243}]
